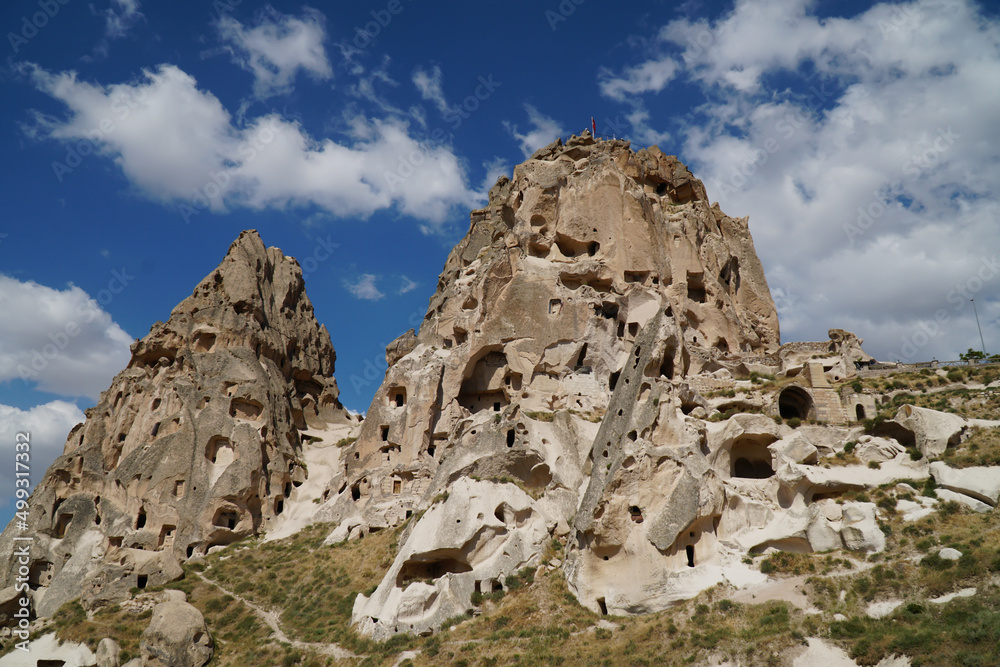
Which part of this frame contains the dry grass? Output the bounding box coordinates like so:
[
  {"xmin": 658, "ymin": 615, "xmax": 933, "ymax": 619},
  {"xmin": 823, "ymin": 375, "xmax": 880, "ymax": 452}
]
[
  {"xmin": 847, "ymin": 367, "xmax": 1000, "ymax": 421},
  {"xmin": 44, "ymin": 575, "xmax": 284, "ymax": 666},
  {"xmin": 41, "ymin": 521, "xmax": 409, "ymax": 666},
  {"xmin": 807, "ymin": 505, "xmax": 1000, "ymax": 666},
  {"xmin": 24, "ymin": 365, "xmax": 1000, "ymax": 667},
  {"xmin": 400, "ymin": 567, "xmax": 808, "ymax": 667},
  {"xmin": 942, "ymin": 426, "xmax": 1000, "ymax": 468},
  {"xmin": 202, "ymin": 521, "xmax": 409, "ymax": 658}
]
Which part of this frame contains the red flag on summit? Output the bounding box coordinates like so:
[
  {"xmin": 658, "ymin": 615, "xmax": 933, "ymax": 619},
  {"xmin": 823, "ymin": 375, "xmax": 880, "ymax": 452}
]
[{"xmin": 591, "ymin": 117, "xmax": 596, "ymax": 135}]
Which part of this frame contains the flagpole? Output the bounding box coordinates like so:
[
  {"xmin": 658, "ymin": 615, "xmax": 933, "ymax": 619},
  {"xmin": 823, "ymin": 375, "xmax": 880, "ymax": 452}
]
[{"xmin": 971, "ymin": 298, "xmax": 987, "ymax": 357}]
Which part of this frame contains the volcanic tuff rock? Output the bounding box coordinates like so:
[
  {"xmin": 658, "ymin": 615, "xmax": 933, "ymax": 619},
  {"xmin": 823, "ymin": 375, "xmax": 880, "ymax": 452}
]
[
  {"xmin": 13, "ymin": 134, "xmax": 981, "ymax": 655},
  {"xmin": 321, "ymin": 132, "xmax": 796, "ymax": 636},
  {"xmin": 336, "ymin": 136, "xmax": 956, "ymax": 637},
  {"xmin": 0, "ymin": 230, "xmax": 352, "ymax": 616},
  {"xmin": 140, "ymin": 599, "xmax": 213, "ymax": 667}
]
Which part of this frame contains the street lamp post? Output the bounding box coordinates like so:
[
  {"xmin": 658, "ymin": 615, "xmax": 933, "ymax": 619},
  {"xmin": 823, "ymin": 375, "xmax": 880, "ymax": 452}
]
[{"xmin": 971, "ymin": 298, "xmax": 987, "ymax": 358}]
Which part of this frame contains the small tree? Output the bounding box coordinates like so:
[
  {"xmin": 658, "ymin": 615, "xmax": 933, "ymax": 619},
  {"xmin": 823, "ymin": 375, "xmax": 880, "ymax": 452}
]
[{"xmin": 960, "ymin": 348, "xmax": 986, "ymax": 362}]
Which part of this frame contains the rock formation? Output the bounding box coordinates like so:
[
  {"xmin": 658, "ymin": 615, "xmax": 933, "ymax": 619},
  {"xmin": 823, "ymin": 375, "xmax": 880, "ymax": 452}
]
[
  {"xmin": 11, "ymin": 133, "xmax": 996, "ymax": 661},
  {"xmin": 299, "ymin": 133, "xmax": 784, "ymax": 637},
  {"xmin": 140, "ymin": 596, "xmax": 213, "ymax": 667},
  {"xmin": 310, "ymin": 134, "xmax": 903, "ymax": 637},
  {"xmin": 0, "ymin": 230, "xmax": 352, "ymax": 617}
]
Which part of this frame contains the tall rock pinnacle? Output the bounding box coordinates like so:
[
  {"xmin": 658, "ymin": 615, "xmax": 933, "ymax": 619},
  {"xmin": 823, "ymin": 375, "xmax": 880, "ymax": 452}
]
[
  {"xmin": 311, "ymin": 134, "xmax": 784, "ymax": 638},
  {"xmin": 0, "ymin": 230, "xmax": 351, "ymax": 617}
]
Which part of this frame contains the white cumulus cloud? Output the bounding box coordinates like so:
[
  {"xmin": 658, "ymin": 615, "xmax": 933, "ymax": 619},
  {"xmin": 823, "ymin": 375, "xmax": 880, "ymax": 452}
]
[
  {"xmin": 217, "ymin": 7, "xmax": 332, "ymax": 98},
  {"xmin": 344, "ymin": 274, "xmax": 384, "ymax": 301},
  {"xmin": 25, "ymin": 63, "xmax": 479, "ymax": 227},
  {"xmin": 504, "ymin": 104, "xmax": 565, "ymax": 157},
  {"xmin": 0, "ymin": 275, "xmax": 132, "ymax": 400},
  {"xmin": 599, "ymin": 0, "xmax": 1000, "ymax": 362}
]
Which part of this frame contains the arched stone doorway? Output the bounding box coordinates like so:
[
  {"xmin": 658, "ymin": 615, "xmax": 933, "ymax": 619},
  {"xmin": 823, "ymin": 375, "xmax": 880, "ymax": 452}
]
[{"xmin": 778, "ymin": 386, "xmax": 813, "ymax": 420}]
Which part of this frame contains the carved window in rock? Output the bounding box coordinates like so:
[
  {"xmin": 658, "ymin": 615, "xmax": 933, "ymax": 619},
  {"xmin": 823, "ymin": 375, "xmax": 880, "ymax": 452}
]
[
  {"xmin": 206, "ymin": 436, "xmax": 233, "ymax": 465},
  {"xmin": 158, "ymin": 525, "xmax": 175, "ymax": 548},
  {"xmin": 687, "ymin": 271, "xmax": 707, "ymax": 303},
  {"xmin": 54, "ymin": 513, "xmax": 73, "ymax": 538},
  {"xmin": 214, "ymin": 509, "xmax": 239, "ymax": 530},
  {"xmin": 731, "ymin": 439, "xmax": 775, "ymax": 479},
  {"xmin": 388, "ymin": 387, "xmax": 406, "ymax": 408},
  {"xmin": 458, "ymin": 350, "xmax": 509, "ymax": 414}
]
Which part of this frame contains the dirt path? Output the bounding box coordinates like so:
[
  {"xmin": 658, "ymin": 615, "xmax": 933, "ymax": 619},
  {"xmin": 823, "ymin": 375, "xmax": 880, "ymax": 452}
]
[
  {"xmin": 731, "ymin": 560, "xmax": 876, "ymax": 610},
  {"xmin": 196, "ymin": 571, "xmax": 360, "ymax": 660}
]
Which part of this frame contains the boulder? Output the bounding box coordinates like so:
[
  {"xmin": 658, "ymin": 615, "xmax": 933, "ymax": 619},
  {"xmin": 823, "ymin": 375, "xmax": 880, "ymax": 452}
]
[
  {"xmin": 770, "ymin": 433, "xmax": 818, "ymax": 466},
  {"xmin": 883, "ymin": 405, "xmax": 968, "ymax": 457},
  {"xmin": 930, "ymin": 462, "xmax": 1000, "ymax": 507},
  {"xmin": 855, "ymin": 436, "xmax": 906, "ymax": 463},
  {"xmin": 140, "ymin": 600, "xmax": 213, "ymax": 667},
  {"xmin": 805, "ymin": 508, "xmax": 843, "ymax": 552},
  {"xmin": 938, "ymin": 547, "xmax": 962, "ymax": 561},
  {"xmin": 840, "ymin": 502, "xmax": 885, "ymax": 553},
  {"xmin": 935, "ymin": 488, "xmax": 992, "ymax": 513},
  {"xmin": 97, "ymin": 637, "xmax": 121, "ymax": 667}
]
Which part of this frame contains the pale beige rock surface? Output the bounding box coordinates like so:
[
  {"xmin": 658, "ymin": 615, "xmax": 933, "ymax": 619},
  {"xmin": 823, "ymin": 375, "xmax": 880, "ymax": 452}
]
[
  {"xmin": 139, "ymin": 600, "xmax": 213, "ymax": 667},
  {"xmin": 0, "ymin": 230, "xmax": 352, "ymax": 616},
  {"xmin": 97, "ymin": 637, "xmax": 121, "ymax": 667},
  {"xmin": 6, "ymin": 135, "xmax": 990, "ymax": 665}
]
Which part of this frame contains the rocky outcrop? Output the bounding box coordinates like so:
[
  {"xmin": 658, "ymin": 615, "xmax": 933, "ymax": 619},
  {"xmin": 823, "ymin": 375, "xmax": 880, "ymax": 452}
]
[
  {"xmin": 316, "ymin": 133, "xmax": 784, "ymax": 630},
  {"xmin": 0, "ymin": 230, "xmax": 352, "ymax": 617},
  {"xmin": 879, "ymin": 405, "xmax": 968, "ymax": 457},
  {"xmin": 140, "ymin": 599, "xmax": 213, "ymax": 667},
  {"xmin": 353, "ymin": 477, "xmax": 550, "ymax": 639},
  {"xmin": 778, "ymin": 329, "xmax": 874, "ymax": 382},
  {"xmin": 8, "ymin": 135, "xmax": 927, "ymax": 643},
  {"xmin": 930, "ymin": 461, "xmax": 1000, "ymax": 507}
]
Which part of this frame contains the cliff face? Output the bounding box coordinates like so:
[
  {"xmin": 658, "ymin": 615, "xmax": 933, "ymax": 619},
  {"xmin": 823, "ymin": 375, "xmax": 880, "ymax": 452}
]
[
  {"xmin": 307, "ymin": 134, "xmax": 787, "ymax": 638},
  {"xmin": 0, "ymin": 230, "xmax": 351, "ymax": 617},
  {"xmin": 8, "ymin": 136, "xmax": 903, "ymax": 646}
]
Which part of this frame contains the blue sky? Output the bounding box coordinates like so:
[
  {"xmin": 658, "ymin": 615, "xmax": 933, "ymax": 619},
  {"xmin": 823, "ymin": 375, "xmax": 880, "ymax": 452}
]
[{"xmin": 1, "ymin": 0, "xmax": 999, "ymax": 509}]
